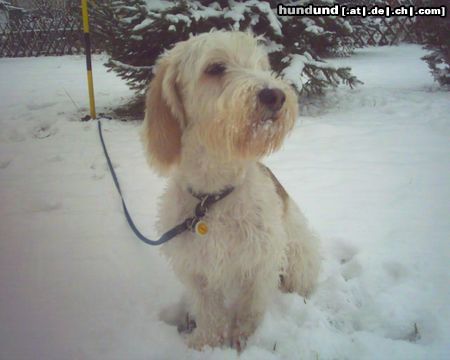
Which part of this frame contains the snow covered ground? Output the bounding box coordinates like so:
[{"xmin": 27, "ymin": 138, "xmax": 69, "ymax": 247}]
[{"xmin": 0, "ymin": 45, "xmax": 449, "ymax": 360}]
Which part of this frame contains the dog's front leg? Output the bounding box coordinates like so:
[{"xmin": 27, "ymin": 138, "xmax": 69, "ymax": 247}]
[
  {"xmin": 230, "ymin": 272, "xmax": 276, "ymax": 351},
  {"xmin": 187, "ymin": 275, "xmax": 229, "ymax": 350}
]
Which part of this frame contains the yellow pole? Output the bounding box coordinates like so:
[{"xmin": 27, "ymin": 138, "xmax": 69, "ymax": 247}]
[{"xmin": 81, "ymin": 0, "xmax": 96, "ymax": 119}]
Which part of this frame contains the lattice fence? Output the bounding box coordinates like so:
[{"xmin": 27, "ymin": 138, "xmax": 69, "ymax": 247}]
[
  {"xmin": 350, "ymin": 17, "xmax": 420, "ymax": 47},
  {"xmin": 0, "ymin": 0, "xmax": 423, "ymax": 58},
  {"xmin": 344, "ymin": 0, "xmax": 422, "ymax": 46},
  {"xmin": 0, "ymin": 13, "xmax": 86, "ymax": 57}
]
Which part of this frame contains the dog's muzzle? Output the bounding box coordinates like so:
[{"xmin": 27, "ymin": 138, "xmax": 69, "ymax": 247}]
[{"xmin": 258, "ymin": 88, "xmax": 286, "ymax": 113}]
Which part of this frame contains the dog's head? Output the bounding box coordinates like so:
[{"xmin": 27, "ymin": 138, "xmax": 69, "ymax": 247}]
[{"xmin": 142, "ymin": 31, "xmax": 298, "ymax": 175}]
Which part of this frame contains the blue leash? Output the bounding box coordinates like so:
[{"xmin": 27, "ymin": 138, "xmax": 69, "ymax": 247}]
[
  {"xmin": 97, "ymin": 120, "xmax": 233, "ymax": 246},
  {"xmin": 97, "ymin": 120, "xmax": 188, "ymax": 245}
]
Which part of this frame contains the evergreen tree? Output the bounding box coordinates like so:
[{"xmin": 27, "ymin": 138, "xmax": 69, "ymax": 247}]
[
  {"xmin": 91, "ymin": 0, "xmax": 362, "ymax": 97},
  {"xmin": 415, "ymin": 0, "xmax": 449, "ymax": 88}
]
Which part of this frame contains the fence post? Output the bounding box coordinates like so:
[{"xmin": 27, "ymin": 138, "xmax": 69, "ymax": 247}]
[{"xmin": 81, "ymin": 0, "xmax": 96, "ymax": 119}]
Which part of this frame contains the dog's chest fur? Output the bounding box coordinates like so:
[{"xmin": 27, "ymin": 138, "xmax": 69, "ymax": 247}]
[{"xmin": 158, "ymin": 163, "xmax": 287, "ymax": 290}]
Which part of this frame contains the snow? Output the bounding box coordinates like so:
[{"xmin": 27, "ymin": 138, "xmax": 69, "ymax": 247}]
[
  {"xmin": 252, "ymin": 1, "xmax": 282, "ymax": 36},
  {"xmin": 282, "ymin": 51, "xmax": 337, "ymax": 91},
  {"xmin": 302, "ymin": 17, "xmax": 324, "ymax": 35},
  {"xmin": 305, "ymin": 24, "xmax": 324, "ymax": 35},
  {"xmin": 282, "ymin": 54, "xmax": 306, "ymax": 90},
  {"xmin": 132, "ymin": 18, "xmax": 154, "ymax": 32},
  {"xmin": 188, "ymin": 3, "xmax": 223, "ymax": 22},
  {"xmin": 165, "ymin": 13, "xmax": 192, "ymax": 26},
  {"xmin": 0, "ymin": 45, "xmax": 449, "ymax": 359},
  {"xmin": 109, "ymin": 58, "xmax": 152, "ymax": 72},
  {"xmin": 224, "ymin": 1, "xmax": 282, "ymax": 36},
  {"xmin": 144, "ymin": 0, "xmax": 173, "ymax": 11}
]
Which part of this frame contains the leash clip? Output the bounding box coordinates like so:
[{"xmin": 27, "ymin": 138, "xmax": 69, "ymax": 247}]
[
  {"xmin": 186, "ymin": 196, "xmax": 210, "ymax": 236},
  {"xmin": 194, "ymin": 196, "xmax": 209, "ymax": 218}
]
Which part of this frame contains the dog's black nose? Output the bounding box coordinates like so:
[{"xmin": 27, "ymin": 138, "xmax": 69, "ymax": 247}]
[{"xmin": 258, "ymin": 88, "xmax": 286, "ymax": 112}]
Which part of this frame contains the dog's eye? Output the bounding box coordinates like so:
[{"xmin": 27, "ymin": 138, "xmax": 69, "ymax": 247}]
[{"xmin": 205, "ymin": 63, "xmax": 226, "ymax": 76}]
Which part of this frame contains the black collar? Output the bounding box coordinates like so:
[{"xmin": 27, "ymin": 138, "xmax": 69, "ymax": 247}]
[
  {"xmin": 182, "ymin": 186, "xmax": 235, "ymax": 234},
  {"xmin": 187, "ymin": 186, "xmax": 235, "ymax": 202}
]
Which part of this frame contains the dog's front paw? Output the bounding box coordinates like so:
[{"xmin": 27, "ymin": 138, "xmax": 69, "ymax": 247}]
[
  {"xmin": 230, "ymin": 329, "xmax": 249, "ymax": 352},
  {"xmin": 187, "ymin": 328, "xmax": 226, "ymax": 350},
  {"xmin": 230, "ymin": 317, "xmax": 258, "ymax": 352},
  {"xmin": 279, "ymin": 266, "xmax": 317, "ymax": 297}
]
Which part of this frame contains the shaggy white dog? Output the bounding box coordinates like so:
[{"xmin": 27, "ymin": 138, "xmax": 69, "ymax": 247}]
[{"xmin": 141, "ymin": 31, "xmax": 320, "ymax": 350}]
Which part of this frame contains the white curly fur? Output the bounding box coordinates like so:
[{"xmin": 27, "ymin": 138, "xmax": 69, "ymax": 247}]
[{"xmin": 141, "ymin": 31, "xmax": 320, "ymax": 350}]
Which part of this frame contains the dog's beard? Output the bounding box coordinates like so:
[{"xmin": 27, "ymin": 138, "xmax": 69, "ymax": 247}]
[
  {"xmin": 236, "ymin": 105, "xmax": 294, "ymax": 159},
  {"xmin": 194, "ymin": 88, "xmax": 296, "ymax": 161}
]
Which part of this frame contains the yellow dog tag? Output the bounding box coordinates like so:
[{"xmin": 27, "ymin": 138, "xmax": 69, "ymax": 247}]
[{"xmin": 195, "ymin": 221, "xmax": 208, "ymax": 236}]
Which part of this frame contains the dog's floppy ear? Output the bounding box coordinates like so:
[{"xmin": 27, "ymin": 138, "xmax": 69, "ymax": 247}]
[{"xmin": 142, "ymin": 53, "xmax": 185, "ymax": 175}]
